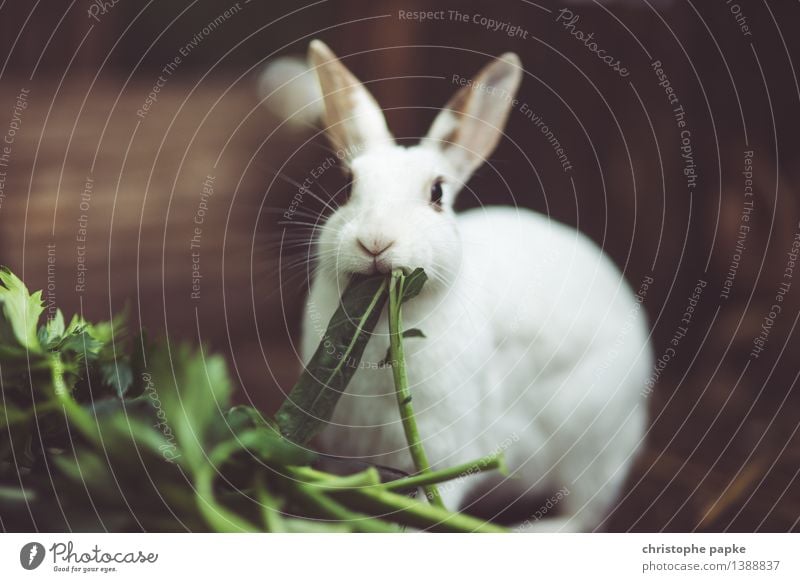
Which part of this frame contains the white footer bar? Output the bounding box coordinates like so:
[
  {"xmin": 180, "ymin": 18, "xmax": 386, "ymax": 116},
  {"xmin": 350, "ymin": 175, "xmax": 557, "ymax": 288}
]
[{"xmin": 1, "ymin": 533, "xmax": 797, "ymax": 581}]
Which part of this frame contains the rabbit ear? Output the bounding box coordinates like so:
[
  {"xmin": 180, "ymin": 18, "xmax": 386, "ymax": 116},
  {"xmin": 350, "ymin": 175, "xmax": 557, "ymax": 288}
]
[
  {"xmin": 308, "ymin": 40, "xmax": 393, "ymax": 158},
  {"xmin": 425, "ymin": 53, "xmax": 522, "ymax": 184}
]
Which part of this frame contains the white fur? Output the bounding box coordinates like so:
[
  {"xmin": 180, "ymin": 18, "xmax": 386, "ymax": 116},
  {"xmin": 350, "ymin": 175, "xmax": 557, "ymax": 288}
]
[{"xmin": 298, "ymin": 41, "xmax": 652, "ymax": 531}]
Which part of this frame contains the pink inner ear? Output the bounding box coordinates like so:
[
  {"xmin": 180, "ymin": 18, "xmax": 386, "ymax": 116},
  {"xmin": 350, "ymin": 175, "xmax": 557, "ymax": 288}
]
[{"xmin": 309, "ymin": 41, "xmax": 393, "ymax": 156}]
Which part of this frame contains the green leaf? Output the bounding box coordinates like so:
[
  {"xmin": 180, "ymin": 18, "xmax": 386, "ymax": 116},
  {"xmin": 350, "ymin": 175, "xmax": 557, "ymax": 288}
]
[
  {"xmin": 149, "ymin": 344, "xmax": 232, "ymax": 472},
  {"xmin": 38, "ymin": 309, "xmax": 65, "ymax": 348},
  {"xmin": 88, "ymin": 397, "xmax": 188, "ymax": 473},
  {"xmin": 402, "ymin": 328, "xmax": 426, "ymax": 339},
  {"xmin": 0, "ymin": 267, "xmax": 44, "ymax": 352},
  {"xmin": 275, "ymin": 274, "xmax": 389, "ymax": 445},
  {"xmin": 62, "ymin": 313, "xmax": 87, "ymax": 338},
  {"xmin": 234, "ymin": 428, "xmax": 315, "ymax": 466},
  {"xmin": 399, "ymin": 268, "xmax": 428, "ymax": 304},
  {"xmin": 57, "ymin": 317, "xmax": 104, "ymax": 358},
  {"xmin": 222, "ymin": 407, "xmax": 314, "ymax": 467},
  {"xmin": 225, "ymin": 405, "xmax": 273, "ymax": 432},
  {"xmin": 99, "ymin": 359, "xmax": 133, "ymax": 397}
]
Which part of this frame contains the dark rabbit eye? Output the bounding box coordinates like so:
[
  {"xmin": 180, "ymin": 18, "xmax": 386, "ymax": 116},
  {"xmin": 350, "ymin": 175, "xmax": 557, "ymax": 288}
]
[{"xmin": 430, "ymin": 179, "xmax": 444, "ymax": 208}]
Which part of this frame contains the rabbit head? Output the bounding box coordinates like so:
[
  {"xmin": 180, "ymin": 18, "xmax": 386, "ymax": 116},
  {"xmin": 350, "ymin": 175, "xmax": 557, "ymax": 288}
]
[{"xmin": 307, "ymin": 40, "xmax": 522, "ymax": 288}]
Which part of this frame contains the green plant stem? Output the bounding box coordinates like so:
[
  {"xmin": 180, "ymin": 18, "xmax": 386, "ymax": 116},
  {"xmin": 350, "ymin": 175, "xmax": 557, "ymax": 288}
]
[
  {"xmin": 383, "ymin": 453, "xmax": 505, "ymax": 492},
  {"xmin": 255, "ymin": 474, "xmax": 286, "ymax": 533},
  {"xmin": 52, "ymin": 373, "xmax": 97, "ymax": 442},
  {"xmin": 293, "ymin": 484, "xmax": 399, "ymax": 533},
  {"xmin": 290, "ymin": 465, "xmax": 382, "ymax": 488},
  {"xmin": 333, "ymin": 486, "xmax": 508, "ymax": 533},
  {"xmin": 195, "ymin": 439, "xmax": 260, "ymax": 532},
  {"xmin": 388, "ymin": 270, "xmax": 444, "ymax": 508}
]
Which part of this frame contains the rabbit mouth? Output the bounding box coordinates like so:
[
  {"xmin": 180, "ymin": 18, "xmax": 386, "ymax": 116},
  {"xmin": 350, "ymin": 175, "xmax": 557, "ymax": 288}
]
[
  {"xmin": 347, "ymin": 260, "xmax": 410, "ymax": 277},
  {"xmin": 367, "ymin": 259, "xmax": 392, "ymax": 276}
]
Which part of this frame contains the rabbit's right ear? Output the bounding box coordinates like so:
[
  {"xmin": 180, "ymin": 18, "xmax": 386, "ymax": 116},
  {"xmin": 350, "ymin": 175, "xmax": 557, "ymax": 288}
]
[
  {"xmin": 308, "ymin": 40, "xmax": 393, "ymax": 159},
  {"xmin": 424, "ymin": 53, "xmax": 522, "ymax": 185}
]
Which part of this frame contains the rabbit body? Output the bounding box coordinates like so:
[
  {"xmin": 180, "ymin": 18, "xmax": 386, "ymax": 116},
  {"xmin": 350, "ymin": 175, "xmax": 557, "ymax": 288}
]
[
  {"xmin": 303, "ymin": 206, "xmax": 651, "ymax": 531},
  {"xmin": 295, "ymin": 40, "xmax": 652, "ymax": 531}
]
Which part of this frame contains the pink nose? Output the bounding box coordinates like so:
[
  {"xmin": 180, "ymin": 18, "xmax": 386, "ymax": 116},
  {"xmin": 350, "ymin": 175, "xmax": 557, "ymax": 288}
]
[{"xmin": 357, "ymin": 238, "xmax": 394, "ymax": 257}]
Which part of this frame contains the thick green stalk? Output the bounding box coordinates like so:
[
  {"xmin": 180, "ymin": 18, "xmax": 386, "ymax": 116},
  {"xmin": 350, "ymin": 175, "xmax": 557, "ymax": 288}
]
[
  {"xmin": 51, "ymin": 354, "xmax": 98, "ymax": 442},
  {"xmin": 290, "ymin": 465, "xmax": 382, "ymax": 488},
  {"xmin": 333, "ymin": 486, "xmax": 508, "ymax": 533},
  {"xmin": 388, "ymin": 270, "xmax": 444, "ymax": 508},
  {"xmin": 292, "ymin": 484, "xmax": 399, "ymax": 533},
  {"xmin": 255, "ymin": 474, "xmax": 286, "ymax": 533},
  {"xmin": 383, "ymin": 453, "xmax": 505, "ymax": 492}
]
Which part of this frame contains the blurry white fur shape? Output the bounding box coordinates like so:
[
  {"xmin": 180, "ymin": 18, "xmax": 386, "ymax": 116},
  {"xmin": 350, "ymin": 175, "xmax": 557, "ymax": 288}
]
[
  {"xmin": 258, "ymin": 55, "xmax": 322, "ymax": 130},
  {"xmin": 299, "ymin": 40, "xmax": 653, "ymax": 532}
]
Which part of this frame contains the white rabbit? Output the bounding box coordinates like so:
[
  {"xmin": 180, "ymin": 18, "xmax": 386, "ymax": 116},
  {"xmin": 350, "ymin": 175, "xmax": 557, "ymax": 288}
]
[{"xmin": 298, "ymin": 40, "xmax": 653, "ymax": 532}]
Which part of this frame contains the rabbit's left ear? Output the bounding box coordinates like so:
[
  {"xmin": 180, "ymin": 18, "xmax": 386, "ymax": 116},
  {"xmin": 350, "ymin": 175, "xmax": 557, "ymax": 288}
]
[
  {"xmin": 308, "ymin": 40, "xmax": 393, "ymax": 158},
  {"xmin": 425, "ymin": 53, "xmax": 522, "ymax": 185}
]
